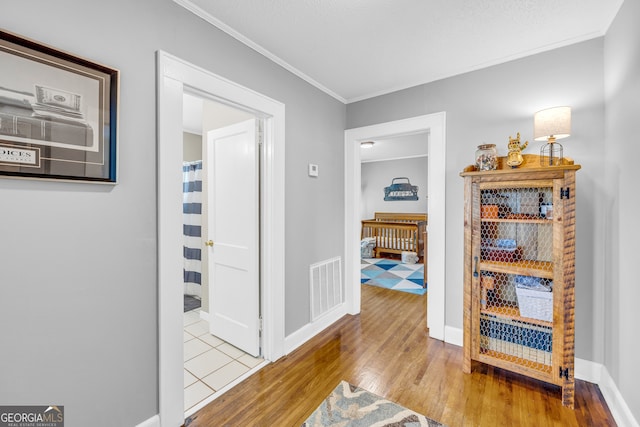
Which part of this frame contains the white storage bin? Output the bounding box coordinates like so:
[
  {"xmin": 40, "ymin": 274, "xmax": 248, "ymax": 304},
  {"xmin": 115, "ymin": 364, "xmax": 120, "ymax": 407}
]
[{"xmin": 516, "ymin": 287, "xmax": 553, "ymax": 322}]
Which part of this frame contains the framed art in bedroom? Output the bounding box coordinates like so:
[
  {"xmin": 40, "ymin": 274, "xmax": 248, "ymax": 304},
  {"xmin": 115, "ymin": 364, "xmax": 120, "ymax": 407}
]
[{"xmin": 0, "ymin": 29, "xmax": 119, "ymax": 183}]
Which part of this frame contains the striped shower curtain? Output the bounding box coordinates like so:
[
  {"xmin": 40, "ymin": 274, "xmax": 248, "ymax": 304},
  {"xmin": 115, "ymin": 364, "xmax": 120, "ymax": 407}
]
[{"xmin": 183, "ymin": 161, "xmax": 203, "ymax": 297}]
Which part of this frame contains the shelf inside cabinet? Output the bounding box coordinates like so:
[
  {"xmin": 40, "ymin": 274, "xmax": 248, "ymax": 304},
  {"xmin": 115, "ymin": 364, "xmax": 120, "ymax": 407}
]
[
  {"xmin": 481, "ymin": 305, "xmax": 553, "ymax": 327},
  {"xmin": 480, "ymin": 260, "xmax": 554, "ymax": 279},
  {"xmin": 478, "ymin": 350, "xmax": 553, "ymax": 376},
  {"xmin": 481, "ymin": 217, "xmax": 553, "ymax": 224}
]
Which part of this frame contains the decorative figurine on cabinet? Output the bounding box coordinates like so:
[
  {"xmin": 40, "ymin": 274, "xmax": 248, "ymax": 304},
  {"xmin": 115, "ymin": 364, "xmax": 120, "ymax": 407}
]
[{"xmin": 506, "ymin": 132, "xmax": 529, "ymax": 168}]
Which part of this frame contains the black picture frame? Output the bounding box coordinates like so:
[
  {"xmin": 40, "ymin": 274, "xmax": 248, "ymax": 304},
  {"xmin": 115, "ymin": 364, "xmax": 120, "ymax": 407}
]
[{"xmin": 0, "ymin": 29, "xmax": 118, "ymax": 183}]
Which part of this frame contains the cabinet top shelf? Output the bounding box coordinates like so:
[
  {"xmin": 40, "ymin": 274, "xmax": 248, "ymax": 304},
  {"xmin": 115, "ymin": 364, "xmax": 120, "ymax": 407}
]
[{"xmin": 460, "ymin": 154, "xmax": 581, "ymax": 177}]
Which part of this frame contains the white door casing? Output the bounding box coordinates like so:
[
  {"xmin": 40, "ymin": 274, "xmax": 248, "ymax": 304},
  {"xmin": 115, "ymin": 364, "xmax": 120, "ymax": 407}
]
[
  {"xmin": 344, "ymin": 113, "xmax": 446, "ymax": 341},
  {"xmin": 207, "ymin": 119, "xmax": 260, "ymax": 357}
]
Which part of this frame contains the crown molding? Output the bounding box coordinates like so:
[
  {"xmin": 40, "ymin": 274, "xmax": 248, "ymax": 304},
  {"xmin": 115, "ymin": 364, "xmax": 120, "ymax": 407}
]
[{"xmin": 173, "ymin": 0, "xmax": 347, "ymax": 104}]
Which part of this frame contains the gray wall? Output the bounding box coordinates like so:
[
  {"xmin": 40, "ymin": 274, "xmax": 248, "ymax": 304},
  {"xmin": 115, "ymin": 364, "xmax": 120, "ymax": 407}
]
[
  {"xmin": 604, "ymin": 0, "xmax": 640, "ymax": 420},
  {"xmin": 0, "ymin": 1, "xmax": 345, "ymax": 426},
  {"xmin": 183, "ymin": 132, "xmax": 202, "ymax": 162},
  {"xmin": 2, "ymin": 0, "xmax": 637, "ymax": 424},
  {"xmin": 347, "ymin": 38, "xmax": 607, "ymax": 365},
  {"xmin": 361, "ymin": 158, "xmax": 428, "ymax": 219}
]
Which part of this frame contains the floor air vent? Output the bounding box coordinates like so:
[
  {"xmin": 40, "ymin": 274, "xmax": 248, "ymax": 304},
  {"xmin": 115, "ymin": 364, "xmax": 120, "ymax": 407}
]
[{"xmin": 309, "ymin": 257, "xmax": 343, "ymax": 321}]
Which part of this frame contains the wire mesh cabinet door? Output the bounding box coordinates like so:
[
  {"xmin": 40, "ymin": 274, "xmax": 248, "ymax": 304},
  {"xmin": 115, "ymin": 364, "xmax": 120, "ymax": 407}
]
[{"xmin": 461, "ymin": 155, "xmax": 580, "ymax": 409}]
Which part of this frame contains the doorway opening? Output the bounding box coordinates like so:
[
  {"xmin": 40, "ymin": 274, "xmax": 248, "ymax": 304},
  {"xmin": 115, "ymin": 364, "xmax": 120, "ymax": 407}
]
[
  {"xmin": 181, "ymin": 94, "xmax": 265, "ymax": 414},
  {"xmin": 344, "ymin": 113, "xmax": 446, "ymax": 340},
  {"xmin": 157, "ymin": 51, "xmax": 286, "ymax": 427},
  {"xmin": 359, "ymin": 133, "xmax": 428, "ymax": 300}
]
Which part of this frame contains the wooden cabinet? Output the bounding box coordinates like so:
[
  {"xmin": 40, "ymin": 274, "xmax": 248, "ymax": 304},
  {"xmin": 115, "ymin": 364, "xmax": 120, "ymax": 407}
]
[{"xmin": 460, "ymin": 154, "xmax": 580, "ymax": 408}]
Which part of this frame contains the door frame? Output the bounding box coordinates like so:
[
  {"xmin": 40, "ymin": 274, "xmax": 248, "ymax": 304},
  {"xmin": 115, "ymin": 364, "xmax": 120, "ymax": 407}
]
[
  {"xmin": 344, "ymin": 113, "xmax": 446, "ymax": 340},
  {"xmin": 157, "ymin": 51, "xmax": 285, "ymax": 426}
]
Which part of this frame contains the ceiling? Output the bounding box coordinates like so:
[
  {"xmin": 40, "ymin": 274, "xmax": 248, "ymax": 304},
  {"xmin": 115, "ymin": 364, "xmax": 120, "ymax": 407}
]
[
  {"xmin": 175, "ymin": 0, "xmax": 623, "ymax": 104},
  {"xmin": 360, "ymin": 133, "xmax": 427, "ymax": 163}
]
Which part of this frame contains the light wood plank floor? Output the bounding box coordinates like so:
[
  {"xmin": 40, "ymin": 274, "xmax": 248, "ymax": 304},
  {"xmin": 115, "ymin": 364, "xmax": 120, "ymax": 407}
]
[{"xmin": 185, "ymin": 285, "xmax": 616, "ymax": 426}]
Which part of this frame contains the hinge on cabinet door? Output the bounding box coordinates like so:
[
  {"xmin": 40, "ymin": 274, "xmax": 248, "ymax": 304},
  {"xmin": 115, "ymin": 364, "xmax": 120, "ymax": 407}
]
[
  {"xmin": 560, "ymin": 187, "xmax": 570, "ymax": 200},
  {"xmin": 259, "ymin": 316, "xmax": 263, "ymax": 333},
  {"xmin": 559, "ymin": 366, "xmax": 570, "ymax": 380}
]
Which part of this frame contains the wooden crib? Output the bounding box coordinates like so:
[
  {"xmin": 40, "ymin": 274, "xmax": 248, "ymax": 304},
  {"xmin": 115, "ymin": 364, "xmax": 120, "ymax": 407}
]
[{"xmin": 361, "ymin": 212, "xmax": 427, "ymax": 261}]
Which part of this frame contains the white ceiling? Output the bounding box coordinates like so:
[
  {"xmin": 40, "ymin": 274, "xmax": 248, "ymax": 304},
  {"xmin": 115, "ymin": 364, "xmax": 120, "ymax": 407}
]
[
  {"xmin": 360, "ymin": 133, "xmax": 427, "ymax": 163},
  {"xmin": 176, "ymin": 0, "xmax": 623, "ymax": 104}
]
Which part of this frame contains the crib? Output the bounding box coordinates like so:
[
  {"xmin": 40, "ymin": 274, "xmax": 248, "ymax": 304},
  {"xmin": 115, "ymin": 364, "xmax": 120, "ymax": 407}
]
[{"xmin": 361, "ymin": 212, "xmax": 427, "ymax": 261}]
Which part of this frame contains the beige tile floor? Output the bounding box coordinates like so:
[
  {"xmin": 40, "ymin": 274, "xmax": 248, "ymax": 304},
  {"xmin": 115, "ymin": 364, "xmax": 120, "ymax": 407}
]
[{"xmin": 183, "ymin": 308, "xmax": 264, "ymax": 412}]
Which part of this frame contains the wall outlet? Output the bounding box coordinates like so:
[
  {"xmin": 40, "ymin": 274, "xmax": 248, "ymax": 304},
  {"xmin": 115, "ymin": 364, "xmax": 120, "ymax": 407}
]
[{"xmin": 308, "ymin": 163, "xmax": 319, "ymax": 177}]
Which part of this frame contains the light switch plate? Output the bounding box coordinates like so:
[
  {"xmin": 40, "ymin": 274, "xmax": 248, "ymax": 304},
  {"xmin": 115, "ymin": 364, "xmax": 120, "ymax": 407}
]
[{"xmin": 308, "ymin": 163, "xmax": 319, "ymax": 177}]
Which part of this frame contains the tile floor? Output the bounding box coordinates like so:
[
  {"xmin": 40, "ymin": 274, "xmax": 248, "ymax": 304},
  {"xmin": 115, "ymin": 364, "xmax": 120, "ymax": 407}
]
[{"xmin": 183, "ymin": 308, "xmax": 264, "ymax": 412}]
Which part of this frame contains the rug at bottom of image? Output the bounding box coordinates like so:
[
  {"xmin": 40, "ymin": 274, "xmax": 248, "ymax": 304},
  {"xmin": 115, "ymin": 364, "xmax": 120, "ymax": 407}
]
[
  {"xmin": 302, "ymin": 380, "xmax": 445, "ymax": 427},
  {"xmin": 361, "ymin": 258, "xmax": 426, "ymax": 295}
]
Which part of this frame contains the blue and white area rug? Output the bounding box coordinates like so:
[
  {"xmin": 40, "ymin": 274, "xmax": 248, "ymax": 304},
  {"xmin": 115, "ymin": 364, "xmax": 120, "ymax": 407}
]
[
  {"xmin": 301, "ymin": 381, "xmax": 445, "ymax": 426},
  {"xmin": 361, "ymin": 258, "xmax": 426, "ymax": 295}
]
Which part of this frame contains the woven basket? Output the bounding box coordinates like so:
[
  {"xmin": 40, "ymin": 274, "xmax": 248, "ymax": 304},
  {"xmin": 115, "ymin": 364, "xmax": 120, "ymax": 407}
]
[{"xmin": 516, "ymin": 287, "xmax": 553, "ymax": 322}]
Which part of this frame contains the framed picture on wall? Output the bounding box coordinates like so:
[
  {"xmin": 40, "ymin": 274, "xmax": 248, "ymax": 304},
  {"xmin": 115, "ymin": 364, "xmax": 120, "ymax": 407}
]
[
  {"xmin": 0, "ymin": 29, "xmax": 119, "ymax": 183},
  {"xmin": 383, "ymin": 177, "xmax": 419, "ymax": 201}
]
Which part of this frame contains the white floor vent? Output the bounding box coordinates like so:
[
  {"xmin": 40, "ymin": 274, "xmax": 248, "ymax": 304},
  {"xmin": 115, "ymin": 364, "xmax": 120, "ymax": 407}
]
[{"xmin": 310, "ymin": 257, "xmax": 343, "ymax": 321}]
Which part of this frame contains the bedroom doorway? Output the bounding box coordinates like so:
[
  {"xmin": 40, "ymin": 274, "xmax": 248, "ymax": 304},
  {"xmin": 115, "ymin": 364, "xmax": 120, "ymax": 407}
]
[{"xmin": 344, "ymin": 113, "xmax": 446, "ymax": 341}]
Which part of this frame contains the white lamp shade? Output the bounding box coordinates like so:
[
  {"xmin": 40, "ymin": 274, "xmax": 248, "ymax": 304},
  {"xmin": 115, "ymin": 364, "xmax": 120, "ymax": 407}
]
[{"xmin": 534, "ymin": 106, "xmax": 571, "ymax": 141}]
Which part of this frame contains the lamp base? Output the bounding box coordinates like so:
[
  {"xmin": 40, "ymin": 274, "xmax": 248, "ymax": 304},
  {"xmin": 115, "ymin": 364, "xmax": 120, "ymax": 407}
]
[{"xmin": 540, "ymin": 142, "xmax": 563, "ymax": 166}]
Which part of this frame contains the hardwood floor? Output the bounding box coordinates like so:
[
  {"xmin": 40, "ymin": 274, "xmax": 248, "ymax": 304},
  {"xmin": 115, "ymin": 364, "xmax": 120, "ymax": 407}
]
[{"xmin": 185, "ymin": 285, "xmax": 616, "ymax": 426}]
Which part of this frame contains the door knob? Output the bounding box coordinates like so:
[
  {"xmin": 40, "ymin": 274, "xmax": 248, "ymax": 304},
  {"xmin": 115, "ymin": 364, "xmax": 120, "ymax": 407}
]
[{"xmin": 205, "ymin": 240, "xmax": 214, "ymax": 247}]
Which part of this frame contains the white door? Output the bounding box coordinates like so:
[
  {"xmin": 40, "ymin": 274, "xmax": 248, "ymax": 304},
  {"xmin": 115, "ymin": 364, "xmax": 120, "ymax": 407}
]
[{"xmin": 207, "ymin": 118, "xmax": 260, "ymax": 357}]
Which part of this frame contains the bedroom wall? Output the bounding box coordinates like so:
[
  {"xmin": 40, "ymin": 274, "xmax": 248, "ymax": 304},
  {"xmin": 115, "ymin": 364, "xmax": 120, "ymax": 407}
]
[
  {"xmin": 0, "ymin": 1, "xmax": 345, "ymax": 426},
  {"xmin": 347, "ymin": 38, "xmax": 606, "ymax": 364},
  {"xmin": 604, "ymin": 0, "xmax": 640, "ymax": 421},
  {"xmin": 361, "ymin": 157, "xmax": 428, "ymax": 219}
]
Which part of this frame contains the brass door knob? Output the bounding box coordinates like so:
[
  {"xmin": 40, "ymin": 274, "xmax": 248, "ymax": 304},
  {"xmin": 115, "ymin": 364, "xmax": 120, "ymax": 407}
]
[{"xmin": 205, "ymin": 240, "xmax": 214, "ymax": 247}]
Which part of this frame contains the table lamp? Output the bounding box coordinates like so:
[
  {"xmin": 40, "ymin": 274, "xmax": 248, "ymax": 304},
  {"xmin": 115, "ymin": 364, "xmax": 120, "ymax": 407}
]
[{"xmin": 534, "ymin": 106, "xmax": 571, "ymax": 166}]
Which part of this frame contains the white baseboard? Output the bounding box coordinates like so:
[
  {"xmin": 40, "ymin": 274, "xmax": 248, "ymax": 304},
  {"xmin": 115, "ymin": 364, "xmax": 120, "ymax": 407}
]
[
  {"xmin": 135, "ymin": 414, "xmax": 160, "ymax": 427},
  {"xmin": 444, "ymin": 325, "xmax": 463, "ymax": 347},
  {"xmin": 598, "ymin": 365, "xmax": 640, "ymax": 427},
  {"xmin": 284, "ymin": 304, "xmax": 348, "ymax": 354},
  {"xmin": 574, "ymin": 357, "xmax": 602, "ymax": 383}
]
